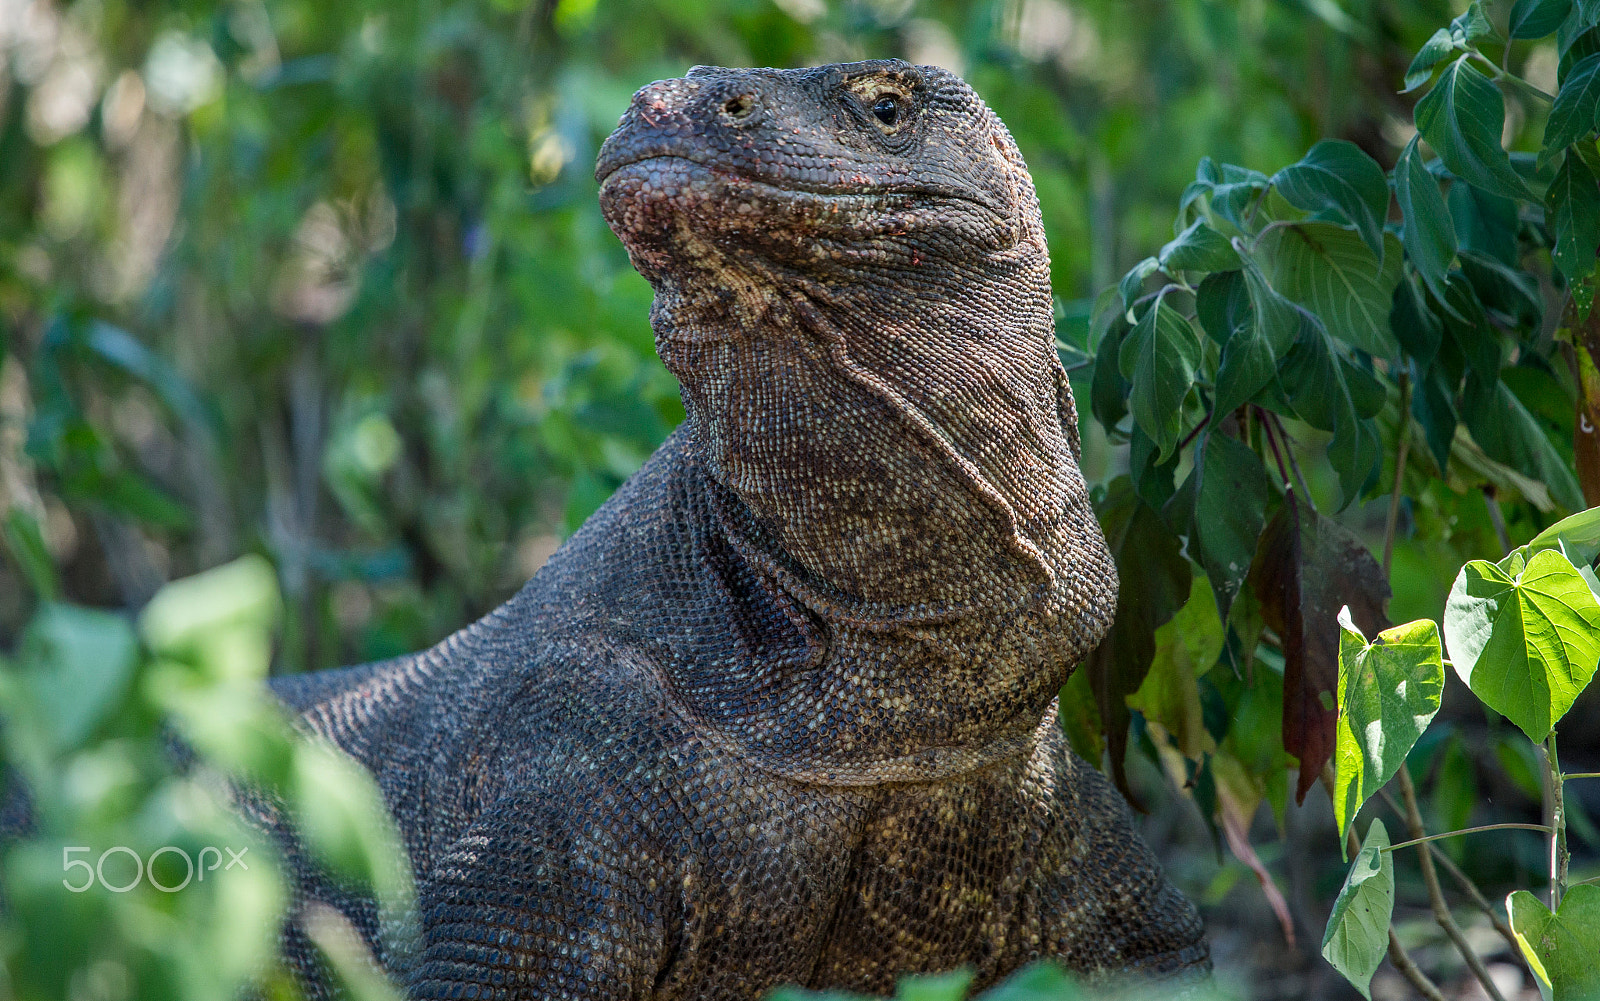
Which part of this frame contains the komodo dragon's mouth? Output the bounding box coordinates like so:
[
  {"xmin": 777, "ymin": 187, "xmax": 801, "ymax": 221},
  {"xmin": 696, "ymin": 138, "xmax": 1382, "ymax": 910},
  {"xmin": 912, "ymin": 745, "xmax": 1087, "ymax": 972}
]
[{"xmin": 595, "ymin": 153, "xmax": 1008, "ymax": 222}]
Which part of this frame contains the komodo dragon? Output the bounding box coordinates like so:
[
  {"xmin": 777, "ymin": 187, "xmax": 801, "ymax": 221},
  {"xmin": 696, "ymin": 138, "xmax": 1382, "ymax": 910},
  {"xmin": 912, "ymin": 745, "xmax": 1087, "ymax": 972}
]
[{"xmin": 268, "ymin": 58, "xmax": 1209, "ymax": 999}]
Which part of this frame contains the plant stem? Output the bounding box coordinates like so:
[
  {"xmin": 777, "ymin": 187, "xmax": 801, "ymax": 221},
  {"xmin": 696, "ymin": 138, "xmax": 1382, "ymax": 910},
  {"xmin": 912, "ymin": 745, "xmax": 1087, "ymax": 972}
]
[
  {"xmin": 1564, "ymin": 772, "xmax": 1600, "ymax": 781},
  {"xmin": 1378, "ymin": 786, "xmax": 1525, "ymax": 960},
  {"xmin": 1469, "ymin": 51, "xmax": 1556, "ymax": 102},
  {"xmin": 1383, "ymin": 823, "xmax": 1554, "ymax": 853},
  {"xmin": 1545, "ymin": 733, "xmax": 1569, "ymax": 909},
  {"xmin": 1269, "ymin": 413, "xmax": 1312, "ymax": 497},
  {"xmin": 1260, "ymin": 407, "xmax": 1293, "ymax": 491},
  {"xmin": 1484, "ymin": 486, "xmax": 1512, "ymax": 556},
  {"xmin": 1395, "ymin": 767, "xmax": 1509, "ymax": 1001},
  {"xmin": 1343, "ymin": 809, "xmax": 1447, "ymax": 1001},
  {"xmin": 1383, "ymin": 372, "xmax": 1412, "ymax": 578}
]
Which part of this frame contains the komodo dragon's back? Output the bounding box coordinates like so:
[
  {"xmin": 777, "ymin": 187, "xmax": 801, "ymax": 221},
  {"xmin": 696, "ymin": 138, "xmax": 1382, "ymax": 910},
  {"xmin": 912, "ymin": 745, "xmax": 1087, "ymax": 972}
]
[{"xmin": 267, "ymin": 58, "xmax": 1210, "ymax": 999}]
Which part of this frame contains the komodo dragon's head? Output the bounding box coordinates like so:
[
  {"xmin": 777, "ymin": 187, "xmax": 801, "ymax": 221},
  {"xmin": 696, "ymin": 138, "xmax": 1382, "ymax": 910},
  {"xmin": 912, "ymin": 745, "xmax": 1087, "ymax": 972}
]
[{"xmin": 595, "ymin": 61, "xmax": 1114, "ymax": 646}]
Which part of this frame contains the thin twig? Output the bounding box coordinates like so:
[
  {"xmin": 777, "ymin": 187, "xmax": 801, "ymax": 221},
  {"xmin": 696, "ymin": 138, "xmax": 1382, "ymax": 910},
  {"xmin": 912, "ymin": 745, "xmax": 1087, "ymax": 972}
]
[
  {"xmin": 1378, "ymin": 786, "xmax": 1524, "ymax": 958},
  {"xmin": 1383, "ymin": 823, "xmax": 1554, "ymax": 853},
  {"xmin": 1565, "ymin": 772, "xmax": 1600, "ymax": 782},
  {"xmin": 1273, "ymin": 415, "xmax": 1311, "ymax": 497},
  {"xmin": 1259, "ymin": 407, "xmax": 1293, "ymax": 490},
  {"xmin": 1383, "ymin": 373, "xmax": 1412, "ymax": 578},
  {"xmin": 1396, "ymin": 767, "xmax": 1509, "ymax": 1001},
  {"xmin": 1388, "ymin": 932, "xmax": 1449, "ymax": 1001}
]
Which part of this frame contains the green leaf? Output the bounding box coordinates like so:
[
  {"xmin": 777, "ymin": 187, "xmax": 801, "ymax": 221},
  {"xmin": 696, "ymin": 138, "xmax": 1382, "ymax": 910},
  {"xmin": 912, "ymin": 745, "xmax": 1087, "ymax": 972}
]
[
  {"xmin": 1395, "ymin": 137, "xmax": 1459, "ymax": 307},
  {"xmin": 976, "ymin": 962, "xmax": 1085, "ymax": 1001},
  {"xmin": 1416, "ymin": 56, "xmax": 1534, "ymax": 201},
  {"xmin": 1453, "ymin": 1, "xmax": 1498, "ymax": 43},
  {"xmin": 896, "ymin": 969, "xmax": 974, "ymax": 1001},
  {"xmin": 1548, "ymin": 153, "xmax": 1600, "ymax": 285},
  {"xmin": 1271, "ymin": 141, "xmax": 1391, "ymax": 261},
  {"xmin": 1276, "ymin": 311, "xmax": 1385, "ymax": 508},
  {"xmin": 1159, "ymin": 218, "xmax": 1239, "ymax": 273},
  {"xmin": 1088, "ymin": 477, "xmax": 1192, "ymax": 803},
  {"xmin": 1528, "ymin": 505, "xmax": 1600, "ymax": 566},
  {"xmin": 1090, "ymin": 314, "xmax": 1130, "ymax": 434},
  {"xmin": 1321, "ymin": 819, "xmax": 1395, "ymax": 1000},
  {"xmin": 1332, "ymin": 612, "xmax": 1445, "ymax": 854},
  {"xmin": 13, "ymin": 603, "xmax": 138, "ymax": 753},
  {"xmin": 1463, "ymin": 378, "xmax": 1587, "ymax": 512},
  {"xmin": 1510, "ymin": 0, "xmax": 1574, "ymax": 37},
  {"xmin": 1260, "ymin": 223, "xmax": 1405, "ymax": 358},
  {"xmin": 1186, "ymin": 431, "xmax": 1271, "ymax": 621},
  {"xmin": 1119, "ymin": 256, "xmax": 1160, "ymax": 312},
  {"xmin": 1182, "ymin": 159, "xmax": 1271, "ymax": 230},
  {"xmin": 1507, "ymin": 885, "xmax": 1600, "ymax": 1001},
  {"xmin": 1196, "ymin": 269, "xmax": 1251, "ymax": 345},
  {"xmin": 1129, "ymin": 576, "xmax": 1225, "ymax": 759},
  {"xmin": 1118, "ymin": 294, "xmax": 1203, "ymax": 462},
  {"xmin": 140, "ymin": 554, "xmax": 282, "ymax": 684},
  {"xmin": 1405, "ymin": 28, "xmax": 1460, "ymax": 92},
  {"xmin": 1444, "ymin": 548, "xmax": 1600, "ymax": 743},
  {"xmin": 1211, "ymin": 249, "xmax": 1299, "ymax": 417},
  {"xmin": 1546, "ymin": 53, "xmax": 1600, "ymax": 155}
]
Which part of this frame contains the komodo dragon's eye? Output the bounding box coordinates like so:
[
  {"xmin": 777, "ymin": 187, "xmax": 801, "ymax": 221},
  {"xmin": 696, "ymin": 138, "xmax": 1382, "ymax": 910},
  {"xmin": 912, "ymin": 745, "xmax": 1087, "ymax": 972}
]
[{"xmin": 871, "ymin": 94, "xmax": 900, "ymax": 126}]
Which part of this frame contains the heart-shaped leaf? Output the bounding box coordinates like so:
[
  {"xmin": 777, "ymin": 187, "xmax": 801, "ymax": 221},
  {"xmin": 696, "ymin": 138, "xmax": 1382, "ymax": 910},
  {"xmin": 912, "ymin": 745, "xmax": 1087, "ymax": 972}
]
[
  {"xmin": 1444, "ymin": 548, "xmax": 1600, "ymax": 743},
  {"xmin": 1332, "ymin": 611, "xmax": 1445, "ymax": 853},
  {"xmin": 1507, "ymin": 885, "xmax": 1600, "ymax": 1001}
]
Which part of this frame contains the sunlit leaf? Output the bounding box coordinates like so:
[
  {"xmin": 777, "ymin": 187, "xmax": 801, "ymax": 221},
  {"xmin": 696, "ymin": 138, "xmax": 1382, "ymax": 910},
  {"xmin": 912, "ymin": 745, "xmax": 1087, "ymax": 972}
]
[
  {"xmin": 1528, "ymin": 505, "xmax": 1600, "ymax": 566},
  {"xmin": 1331, "ymin": 612, "xmax": 1445, "ymax": 854},
  {"xmin": 1444, "ymin": 548, "xmax": 1600, "ymax": 743}
]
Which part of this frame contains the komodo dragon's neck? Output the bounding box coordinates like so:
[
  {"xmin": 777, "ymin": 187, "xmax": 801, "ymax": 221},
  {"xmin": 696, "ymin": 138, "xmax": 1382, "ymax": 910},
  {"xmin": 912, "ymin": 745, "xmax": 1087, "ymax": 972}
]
[{"xmin": 589, "ymin": 61, "xmax": 1118, "ymax": 784}]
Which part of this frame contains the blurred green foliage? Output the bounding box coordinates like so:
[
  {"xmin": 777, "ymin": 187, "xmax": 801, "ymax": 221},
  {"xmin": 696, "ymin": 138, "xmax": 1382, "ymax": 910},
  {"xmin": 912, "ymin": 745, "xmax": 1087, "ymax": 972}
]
[
  {"xmin": 1, "ymin": 0, "xmax": 1462, "ymax": 670},
  {"xmin": 0, "ymin": 556, "xmax": 413, "ymax": 1000},
  {"xmin": 5, "ymin": 0, "xmax": 1599, "ymax": 997}
]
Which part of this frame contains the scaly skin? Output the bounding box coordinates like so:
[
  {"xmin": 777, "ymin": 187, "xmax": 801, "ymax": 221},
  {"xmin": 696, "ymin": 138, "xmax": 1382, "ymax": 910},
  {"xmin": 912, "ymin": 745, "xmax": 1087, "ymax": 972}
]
[{"xmin": 268, "ymin": 58, "xmax": 1209, "ymax": 999}]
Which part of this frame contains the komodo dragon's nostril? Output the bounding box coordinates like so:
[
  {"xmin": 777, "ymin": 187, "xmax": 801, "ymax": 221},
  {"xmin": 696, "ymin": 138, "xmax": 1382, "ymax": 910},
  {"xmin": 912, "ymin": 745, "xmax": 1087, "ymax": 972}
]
[{"xmin": 721, "ymin": 93, "xmax": 758, "ymax": 121}]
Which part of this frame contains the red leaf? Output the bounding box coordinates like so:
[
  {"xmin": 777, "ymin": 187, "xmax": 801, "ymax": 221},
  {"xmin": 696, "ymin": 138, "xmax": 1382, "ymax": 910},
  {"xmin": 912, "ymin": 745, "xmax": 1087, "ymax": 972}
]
[{"xmin": 1247, "ymin": 490, "xmax": 1389, "ymax": 802}]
